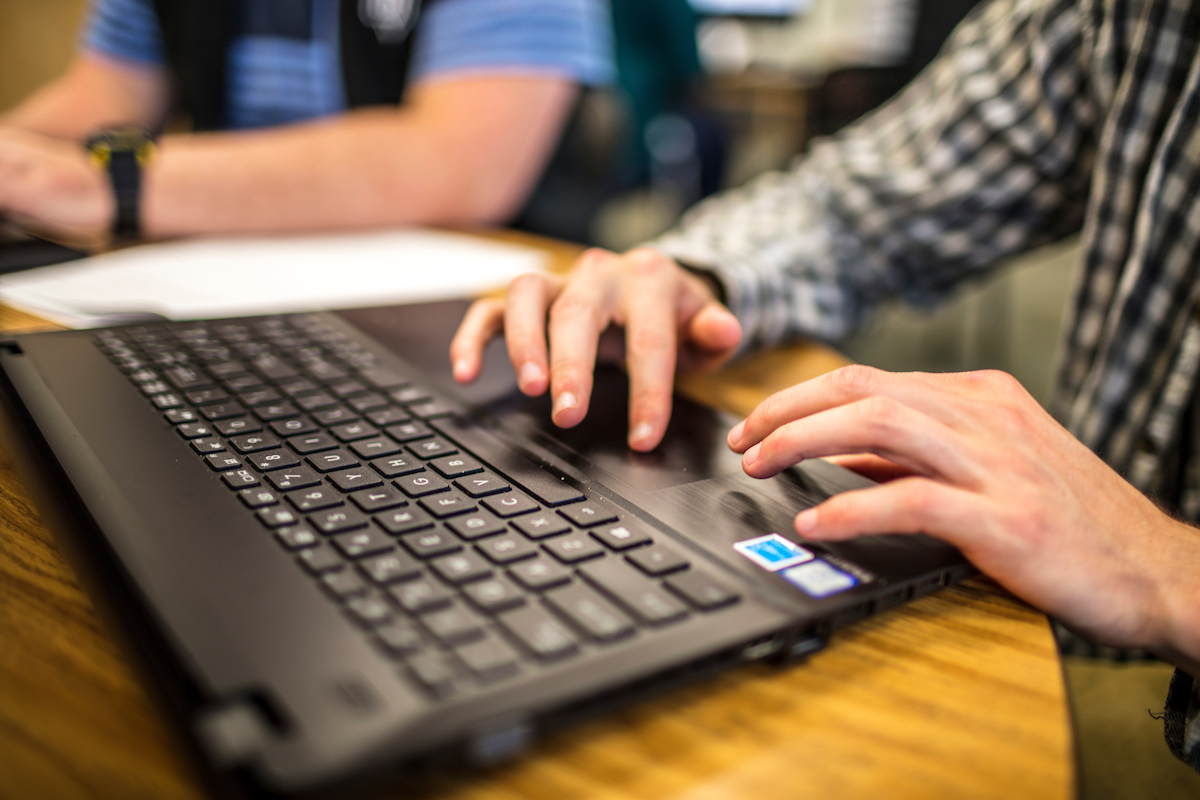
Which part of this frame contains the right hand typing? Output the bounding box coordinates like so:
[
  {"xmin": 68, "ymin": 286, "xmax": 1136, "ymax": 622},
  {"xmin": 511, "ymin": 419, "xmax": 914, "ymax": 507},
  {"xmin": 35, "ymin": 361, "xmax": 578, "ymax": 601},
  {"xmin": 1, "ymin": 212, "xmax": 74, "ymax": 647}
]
[{"xmin": 450, "ymin": 247, "xmax": 743, "ymax": 451}]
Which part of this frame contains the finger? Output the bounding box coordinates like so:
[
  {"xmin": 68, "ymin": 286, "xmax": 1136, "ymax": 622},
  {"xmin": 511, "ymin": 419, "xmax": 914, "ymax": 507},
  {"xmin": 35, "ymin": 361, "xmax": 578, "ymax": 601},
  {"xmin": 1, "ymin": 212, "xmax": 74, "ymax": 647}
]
[
  {"xmin": 450, "ymin": 297, "xmax": 505, "ymax": 383},
  {"xmin": 793, "ymin": 478, "xmax": 985, "ymax": 554},
  {"xmin": 740, "ymin": 396, "xmax": 981, "ymax": 484},
  {"xmin": 503, "ymin": 271, "xmax": 564, "ymax": 396},
  {"xmin": 729, "ymin": 365, "xmax": 976, "ymax": 453},
  {"xmin": 824, "ymin": 453, "xmax": 918, "ymax": 483},
  {"xmin": 676, "ymin": 300, "xmax": 742, "ymax": 372},
  {"xmin": 620, "ymin": 250, "xmax": 687, "ymax": 450},
  {"xmin": 546, "ymin": 249, "xmax": 620, "ymax": 427}
]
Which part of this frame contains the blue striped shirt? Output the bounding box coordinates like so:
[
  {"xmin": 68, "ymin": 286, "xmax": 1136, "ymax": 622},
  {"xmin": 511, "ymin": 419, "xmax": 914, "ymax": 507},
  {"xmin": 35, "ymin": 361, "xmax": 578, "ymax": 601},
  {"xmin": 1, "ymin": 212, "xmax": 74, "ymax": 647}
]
[{"xmin": 81, "ymin": 0, "xmax": 614, "ymax": 129}]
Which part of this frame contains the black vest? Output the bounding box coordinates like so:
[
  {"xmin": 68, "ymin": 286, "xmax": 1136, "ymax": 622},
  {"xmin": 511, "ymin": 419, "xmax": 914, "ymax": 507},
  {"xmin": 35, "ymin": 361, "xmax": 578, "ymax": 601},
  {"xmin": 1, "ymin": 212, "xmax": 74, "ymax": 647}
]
[{"xmin": 152, "ymin": 0, "xmax": 426, "ymax": 131}]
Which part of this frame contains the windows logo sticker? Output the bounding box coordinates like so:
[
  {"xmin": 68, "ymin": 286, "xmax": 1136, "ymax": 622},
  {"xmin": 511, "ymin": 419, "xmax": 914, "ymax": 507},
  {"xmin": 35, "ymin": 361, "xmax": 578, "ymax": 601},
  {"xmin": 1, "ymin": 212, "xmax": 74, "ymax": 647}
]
[
  {"xmin": 733, "ymin": 533, "xmax": 814, "ymax": 571},
  {"xmin": 782, "ymin": 560, "xmax": 859, "ymax": 598}
]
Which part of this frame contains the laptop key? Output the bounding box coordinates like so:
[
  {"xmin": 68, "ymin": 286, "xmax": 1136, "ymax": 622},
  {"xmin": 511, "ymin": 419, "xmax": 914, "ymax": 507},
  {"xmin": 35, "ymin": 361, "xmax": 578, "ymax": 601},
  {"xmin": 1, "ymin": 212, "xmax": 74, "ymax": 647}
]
[
  {"xmin": 164, "ymin": 408, "xmax": 198, "ymax": 424},
  {"xmin": 456, "ymin": 634, "xmax": 520, "ymax": 683},
  {"xmin": 462, "ymin": 575, "xmax": 525, "ymax": 614},
  {"xmin": 200, "ymin": 402, "xmax": 245, "ymax": 420},
  {"xmin": 230, "ymin": 433, "xmax": 280, "ymax": 454},
  {"xmin": 239, "ymin": 487, "xmax": 279, "ymax": 508},
  {"xmin": 365, "ymin": 406, "xmax": 411, "ymax": 426},
  {"xmin": 310, "ymin": 507, "xmax": 370, "ymax": 535},
  {"xmin": 400, "ymin": 528, "xmax": 461, "ymax": 559},
  {"xmin": 385, "ymin": 421, "xmax": 433, "ymax": 443},
  {"xmin": 580, "ymin": 558, "xmax": 688, "ymax": 626},
  {"xmin": 205, "ymin": 453, "xmax": 244, "ymax": 471},
  {"xmin": 544, "ymin": 583, "xmax": 635, "ymax": 643},
  {"xmin": 429, "ymin": 454, "xmax": 483, "ymax": 479},
  {"xmin": 214, "ymin": 417, "xmax": 262, "ymax": 436},
  {"xmin": 558, "ymin": 499, "xmax": 619, "ymax": 528},
  {"xmin": 664, "ymin": 570, "xmax": 741, "ymax": 611},
  {"xmin": 271, "ymin": 416, "xmax": 317, "ymax": 437},
  {"xmin": 333, "ymin": 528, "xmax": 393, "ymax": 559},
  {"xmin": 313, "ymin": 406, "xmax": 358, "ymax": 426},
  {"xmin": 322, "ymin": 570, "xmax": 367, "ymax": 599},
  {"xmin": 406, "ymin": 653, "xmax": 456, "ymax": 697},
  {"xmin": 422, "ymin": 604, "xmax": 485, "ymax": 646},
  {"xmin": 222, "ymin": 469, "xmax": 260, "ymax": 489},
  {"xmin": 543, "ymin": 533, "xmax": 605, "ymax": 564},
  {"xmin": 266, "ymin": 466, "xmax": 322, "ymax": 491},
  {"xmin": 477, "ymin": 533, "xmax": 538, "ymax": 565},
  {"xmin": 590, "ymin": 523, "xmax": 652, "ymax": 551},
  {"xmin": 498, "ymin": 604, "xmax": 578, "ymax": 661},
  {"xmin": 346, "ymin": 593, "xmax": 394, "ymax": 628},
  {"xmin": 406, "ymin": 436, "xmax": 458, "ymax": 460},
  {"xmin": 627, "ymin": 546, "xmax": 690, "ymax": 576},
  {"xmin": 369, "ymin": 454, "xmax": 423, "ymax": 477},
  {"xmin": 297, "ymin": 542, "xmax": 342, "ymax": 571},
  {"xmin": 513, "ymin": 513, "xmax": 571, "ymax": 540},
  {"xmin": 327, "ymin": 467, "xmax": 383, "ymax": 493},
  {"xmin": 258, "ymin": 506, "xmax": 301, "ymax": 528},
  {"xmin": 390, "ymin": 578, "xmax": 452, "ymax": 614},
  {"xmin": 394, "ymin": 472, "xmax": 449, "ymax": 497},
  {"xmin": 191, "ymin": 437, "xmax": 225, "ymax": 455},
  {"xmin": 351, "ymin": 437, "xmax": 402, "ymax": 459},
  {"xmin": 286, "ymin": 485, "xmax": 343, "ymax": 512},
  {"xmin": 359, "ymin": 552, "xmax": 421, "ymax": 585},
  {"xmin": 288, "ymin": 433, "xmax": 338, "ymax": 454},
  {"xmin": 446, "ymin": 511, "xmax": 505, "ymax": 541},
  {"xmin": 375, "ymin": 623, "xmax": 423, "ymax": 657},
  {"xmin": 508, "ymin": 557, "xmax": 572, "ymax": 591},
  {"xmin": 254, "ymin": 402, "xmax": 300, "ymax": 421},
  {"xmin": 250, "ymin": 450, "xmax": 301, "ymax": 471},
  {"xmin": 176, "ymin": 422, "xmax": 214, "ymax": 439},
  {"xmin": 375, "ymin": 507, "xmax": 435, "ymax": 535},
  {"xmin": 306, "ymin": 449, "xmax": 360, "ymax": 473},
  {"xmin": 349, "ymin": 485, "xmax": 406, "ymax": 512},
  {"xmin": 455, "ymin": 472, "xmax": 512, "ymax": 498},
  {"xmin": 358, "ymin": 366, "xmax": 408, "ymax": 390},
  {"xmin": 429, "ymin": 551, "xmax": 492, "ymax": 585},
  {"xmin": 481, "ymin": 492, "xmax": 538, "ymax": 517},
  {"xmin": 418, "ymin": 493, "xmax": 476, "ymax": 519},
  {"xmin": 278, "ymin": 526, "xmax": 322, "ymax": 552},
  {"xmin": 331, "ymin": 421, "xmax": 379, "ymax": 442}
]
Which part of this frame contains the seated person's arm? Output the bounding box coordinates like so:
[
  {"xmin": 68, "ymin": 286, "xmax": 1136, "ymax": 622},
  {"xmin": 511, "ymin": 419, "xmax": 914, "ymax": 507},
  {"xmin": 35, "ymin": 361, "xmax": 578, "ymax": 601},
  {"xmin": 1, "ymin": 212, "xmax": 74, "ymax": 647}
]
[
  {"xmin": 0, "ymin": 53, "xmax": 169, "ymax": 139},
  {"xmin": 140, "ymin": 74, "xmax": 576, "ymax": 236}
]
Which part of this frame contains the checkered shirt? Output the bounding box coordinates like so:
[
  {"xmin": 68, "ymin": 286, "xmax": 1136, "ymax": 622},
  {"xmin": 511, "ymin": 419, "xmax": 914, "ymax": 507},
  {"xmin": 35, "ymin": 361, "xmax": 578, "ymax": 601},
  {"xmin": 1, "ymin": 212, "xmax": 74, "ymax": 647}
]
[{"xmin": 653, "ymin": 0, "xmax": 1200, "ymax": 766}]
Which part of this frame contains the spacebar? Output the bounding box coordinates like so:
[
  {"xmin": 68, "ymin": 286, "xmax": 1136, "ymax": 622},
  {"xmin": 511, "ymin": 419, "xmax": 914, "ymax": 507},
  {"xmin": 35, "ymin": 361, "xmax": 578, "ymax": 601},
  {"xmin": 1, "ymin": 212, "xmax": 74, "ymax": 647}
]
[{"xmin": 429, "ymin": 416, "xmax": 585, "ymax": 506}]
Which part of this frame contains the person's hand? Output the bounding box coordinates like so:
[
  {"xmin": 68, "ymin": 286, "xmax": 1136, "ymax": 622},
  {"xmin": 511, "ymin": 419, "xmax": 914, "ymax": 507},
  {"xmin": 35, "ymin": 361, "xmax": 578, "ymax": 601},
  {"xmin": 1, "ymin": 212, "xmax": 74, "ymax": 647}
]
[
  {"xmin": 728, "ymin": 365, "xmax": 1200, "ymax": 667},
  {"xmin": 450, "ymin": 247, "xmax": 743, "ymax": 450},
  {"xmin": 0, "ymin": 128, "xmax": 112, "ymax": 246}
]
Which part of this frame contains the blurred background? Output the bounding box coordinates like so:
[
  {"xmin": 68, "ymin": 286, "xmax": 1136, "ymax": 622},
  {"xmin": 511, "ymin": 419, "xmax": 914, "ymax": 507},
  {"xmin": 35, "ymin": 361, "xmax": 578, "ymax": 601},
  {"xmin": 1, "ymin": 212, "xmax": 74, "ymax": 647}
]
[{"xmin": 2, "ymin": 2, "xmax": 1197, "ymax": 798}]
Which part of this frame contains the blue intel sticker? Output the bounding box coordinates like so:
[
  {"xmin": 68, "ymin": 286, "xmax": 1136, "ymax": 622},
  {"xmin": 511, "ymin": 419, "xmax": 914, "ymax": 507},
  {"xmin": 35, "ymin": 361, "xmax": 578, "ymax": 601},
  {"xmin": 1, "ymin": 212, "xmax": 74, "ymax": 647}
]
[
  {"xmin": 782, "ymin": 560, "xmax": 859, "ymax": 598},
  {"xmin": 733, "ymin": 533, "xmax": 813, "ymax": 571}
]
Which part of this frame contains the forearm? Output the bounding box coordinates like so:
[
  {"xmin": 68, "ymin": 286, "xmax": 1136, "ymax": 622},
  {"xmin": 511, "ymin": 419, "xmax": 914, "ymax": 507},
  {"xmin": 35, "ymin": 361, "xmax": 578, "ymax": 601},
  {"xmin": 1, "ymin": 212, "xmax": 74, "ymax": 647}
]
[
  {"xmin": 142, "ymin": 77, "xmax": 574, "ymax": 237},
  {"xmin": 1, "ymin": 54, "xmax": 168, "ymax": 140},
  {"xmin": 655, "ymin": 0, "xmax": 1096, "ymax": 351}
]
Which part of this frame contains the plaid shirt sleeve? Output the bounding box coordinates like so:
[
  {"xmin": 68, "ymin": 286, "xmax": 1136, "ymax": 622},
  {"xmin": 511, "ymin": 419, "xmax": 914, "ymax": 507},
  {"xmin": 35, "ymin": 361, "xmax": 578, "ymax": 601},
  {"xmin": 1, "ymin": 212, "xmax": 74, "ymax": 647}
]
[{"xmin": 652, "ymin": 0, "xmax": 1097, "ymax": 351}]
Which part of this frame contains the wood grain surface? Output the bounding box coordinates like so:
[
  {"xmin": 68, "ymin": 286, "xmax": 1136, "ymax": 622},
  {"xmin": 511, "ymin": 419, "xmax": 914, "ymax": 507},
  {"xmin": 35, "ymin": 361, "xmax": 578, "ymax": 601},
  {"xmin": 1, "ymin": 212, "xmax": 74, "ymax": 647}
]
[{"xmin": 0, "ymin": 235, "xmax": 1073, "ymax": 800}]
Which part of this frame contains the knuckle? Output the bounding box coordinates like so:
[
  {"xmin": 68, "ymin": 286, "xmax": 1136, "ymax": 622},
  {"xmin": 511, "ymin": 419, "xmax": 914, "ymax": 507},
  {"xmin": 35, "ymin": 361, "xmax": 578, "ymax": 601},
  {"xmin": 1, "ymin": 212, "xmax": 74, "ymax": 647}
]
[
  {"xmin": 829, "ymin": 364, "xmax": 882, "ymax": 399},
  {"xmin": 858, "ymin": 395, "xmax": 904, "ymax": 434},
  {"xmin": 624, "ymin": 247, "xmax": 672, "ymax": 279},
  {"xmin": 508, "ymin": 271, "xmax": 547, "ymax": 295},
  {"xmin": 626, "ymin": 326, "xmax": 673, "ymax": 357}
]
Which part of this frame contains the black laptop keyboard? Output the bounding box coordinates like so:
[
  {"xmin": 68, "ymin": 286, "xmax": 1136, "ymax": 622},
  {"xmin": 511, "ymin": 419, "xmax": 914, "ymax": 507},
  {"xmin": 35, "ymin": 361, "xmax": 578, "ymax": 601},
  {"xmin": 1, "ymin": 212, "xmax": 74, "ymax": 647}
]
[{"xmin": 93, "ymin": 314, "xmax": 740, "ymax": 699}]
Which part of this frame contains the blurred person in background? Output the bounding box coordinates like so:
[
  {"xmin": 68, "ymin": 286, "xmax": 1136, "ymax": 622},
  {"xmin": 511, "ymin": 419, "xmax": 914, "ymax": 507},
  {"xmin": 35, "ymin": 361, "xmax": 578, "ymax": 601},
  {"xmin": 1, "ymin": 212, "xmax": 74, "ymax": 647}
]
[{"xmin": 0, "ymin": 0, "xmax": 613, "ymax": 244}]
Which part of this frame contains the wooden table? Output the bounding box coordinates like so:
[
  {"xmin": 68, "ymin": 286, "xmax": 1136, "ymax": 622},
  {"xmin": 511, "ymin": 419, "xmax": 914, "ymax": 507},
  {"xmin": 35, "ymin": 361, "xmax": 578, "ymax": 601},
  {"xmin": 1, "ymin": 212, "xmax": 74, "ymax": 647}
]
[{"xmin": 0, "ymin": 232, "xmax": 1074, "ymax": 800}]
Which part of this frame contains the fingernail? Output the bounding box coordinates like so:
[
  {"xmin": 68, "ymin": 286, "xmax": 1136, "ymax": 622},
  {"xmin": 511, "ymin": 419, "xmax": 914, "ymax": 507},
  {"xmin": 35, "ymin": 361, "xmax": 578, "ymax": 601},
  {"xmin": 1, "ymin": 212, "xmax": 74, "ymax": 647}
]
[
  {"xmin": 553, "ymin": 391, "xmax": 578, "ymax": 416},
  {"xmin": 728, "ymin": 420, "xmax": 745, "ymax": 446},
  {"xmin": 518, "ymin": 361, "xmax": 544, "ymax": 391},
  {"xmin": 743, "ymin": 442, "xmax": 760, "ymax": 466},
  {"xmin": 795, "ymin": 508, "xmax": 817, "ymax": 536},
  {"xmin": 630, "ymin": 422, "xmax": 654, "ymax": 447}
]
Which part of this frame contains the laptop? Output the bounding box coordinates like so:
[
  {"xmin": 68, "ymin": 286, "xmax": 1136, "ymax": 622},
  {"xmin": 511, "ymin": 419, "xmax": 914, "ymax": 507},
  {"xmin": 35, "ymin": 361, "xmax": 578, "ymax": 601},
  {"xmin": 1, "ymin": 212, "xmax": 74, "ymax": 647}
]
[{"xmin": 0, "ymin": 299, "xmax": 971, "ymax": 798}]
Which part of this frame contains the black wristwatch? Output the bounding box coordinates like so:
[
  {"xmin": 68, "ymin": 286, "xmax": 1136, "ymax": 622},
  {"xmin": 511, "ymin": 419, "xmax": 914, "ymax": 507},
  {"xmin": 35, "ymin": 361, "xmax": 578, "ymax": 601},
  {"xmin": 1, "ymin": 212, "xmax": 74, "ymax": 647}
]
[{"xmin": 85, "ymin": 128, "xmax": 155, "ymax": 240}]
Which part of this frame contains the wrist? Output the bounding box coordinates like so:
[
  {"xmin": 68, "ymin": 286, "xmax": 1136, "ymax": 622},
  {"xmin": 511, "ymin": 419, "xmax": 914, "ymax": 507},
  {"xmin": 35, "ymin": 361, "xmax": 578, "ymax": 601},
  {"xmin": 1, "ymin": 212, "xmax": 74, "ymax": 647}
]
[
  {"xmin": 1151, "ymin": 520, "xmax": 1200, "ymax": 674},
  {"xmin": 85, "ymin": 128, "xmax": 155, "ymax": 241}
]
